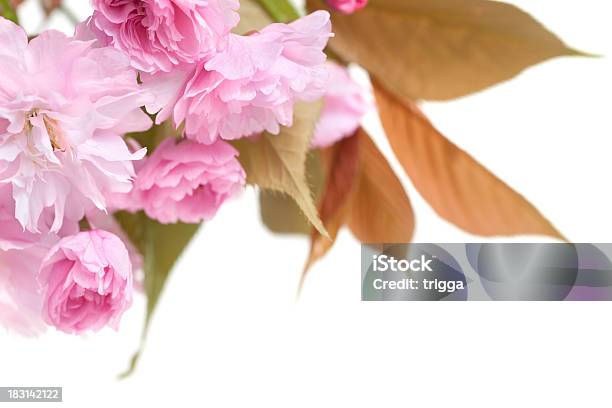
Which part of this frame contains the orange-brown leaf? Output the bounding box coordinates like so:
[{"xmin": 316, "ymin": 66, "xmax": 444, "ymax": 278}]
[
  {"xmin": 373, "ymin": 82, "xmax": 564, "ymax": 239},
  {"xmin": 347, "ymin": 129, "xmax": 415, "ymax": 243},
  {"xmin": 303, "ymin": 134, "xmax": 361, "ymax": 278}
]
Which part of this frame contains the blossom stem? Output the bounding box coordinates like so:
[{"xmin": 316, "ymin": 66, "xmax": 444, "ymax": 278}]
[
  {"xmin": 0, "ymin": 0, "xmax": 19, "ymax": 24},
  {"xmin": 256, "ymin": 0, "xmax": 300, "ymax": 22}
]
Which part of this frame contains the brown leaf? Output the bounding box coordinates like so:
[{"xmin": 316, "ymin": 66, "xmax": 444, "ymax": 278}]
[
  {"xmin": 233, "ymin": 101, "xmax": 328, "ymax": 237},
  {"xmin": 42, "ymin": 0, "xmax": 60, "ymax": 14},
  {"xmin": 373, "ymin": 81, "xmax": 564, "ymax": 239},
  {"xmin": 302, "ymin": 133, "xmax": 361, "ymax": 279},
  {"xmin": 300, "ymin": 129, "xmax": 414, "ymax": 290},
  {"xmin": 346, "ymin": 129, "xmax": 415, "ymax": 243},
  {"xmin": 307, "ymin": 0, "xmax": 584, "ymax": 102}
]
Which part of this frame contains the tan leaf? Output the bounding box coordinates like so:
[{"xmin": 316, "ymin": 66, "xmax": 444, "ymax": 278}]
[
  {"xmin": 373, "ymin": 82, "xmax": 564, "ymax": 239},
  {"xmin": 233, "ymin": 0, "xmax": 272, "ymax": 35},
  {"xmin": 302, "ymin": 133, "xmax": 361, "ymax": 280},
  {"xmin": 259, "ymin": 151, "xmax": 325, "ymax": 235},
  {"xmin": 347, "ymin": 129, "xmax": 415, "ymax": 243},
  {"xmin": 234, "ymin": 101, "xmax": 328, "ymax": 237},
  {"xmin": 260, "ymin": 191, "xmax": 310, "ymax": 234},
  {"xmin": 307, "ymin": 0, "xmax": 584, "ymax": 102}
]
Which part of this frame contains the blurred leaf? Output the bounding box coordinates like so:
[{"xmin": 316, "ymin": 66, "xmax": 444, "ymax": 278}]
[
  {"xmin": 234, "ymin": 0, "xmax": 273, "ymax": 34},
  {"xmin": 116, "ymin": 211, "xmax": 200, "ymax": 377},
  {"xmin": 256, "ymin": 0, "xmax": 300, "ymax": 22},
  {"xmin": 307, "ymin": 0, "xmax": 584, "ymax": 102},
  {"xmin": 347, "ymin": 128, "xmax": 415, "ymax": 243},
  {"xmin": 0, "ymin": 0, "xmax": 18, "ymax": 23},
  {"xmin": 373, "ymin": 81, "xmax": 564, "ymax": 239},
  {"xmin": 260, "ymin": 191, "xmax": 309, "ymax": 234},
  {"xmin": 302, "ymin": 133, "xmax": 361, "ymax": 283},
  {"xmin": 42, "ymin": 0, "xmax": 62, "ymax": 16},
  {"xmin": 259, "ymin": 151, "xmax": 325, "ymax": 235},
  {"xmin": 234, "ymin": 101, "xmax": 328, "ymax": 237},
  {"xmin": 127, "ymin": 119, "xmax": 177, "ymax": 152}
]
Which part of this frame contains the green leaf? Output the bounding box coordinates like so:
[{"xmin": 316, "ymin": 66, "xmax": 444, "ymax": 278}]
[
  {"xmin": 256, "ymin": 0, "xmax": 300, "ymax": 22},
  {"xmin": 307, "ymin": 0, "xmax": 586, "ymax": 102},
  {"xmin": 259, "ymin": 150, "xmax": 324, "ymax": 235},
  {"xmin": 233, "ymin": 101, "xmax": 328, "ymax": 238},
  {"xmin": 0, "ymin": 0, "xmax": 18, "ymax": 24},
  {"xmin": 116, "ymin": 211, "xmax": 200, "ymax": 378},
  {"xmin": 126, "ymin": 119, "xmax": 177, "ymax": 151}
]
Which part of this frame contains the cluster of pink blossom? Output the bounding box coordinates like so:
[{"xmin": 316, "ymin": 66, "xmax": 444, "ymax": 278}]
[
  {"xmin": 325, "ymin": 0, "xmax": 368, "ymax": 14},
  {"xmin": 0, "ymin": 0, "xmax": 339, "ymax": 335},
  {"xmin": 311, "ymin": 62, "xmax": 371, "ymax": 148}
]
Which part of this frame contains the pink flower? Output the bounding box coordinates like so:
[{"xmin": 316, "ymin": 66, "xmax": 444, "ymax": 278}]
[
  {"xmin": 0, "ymin": 189, "xmax": 46, "ymax": 336},
  {"xmin": 90, "ymin": 0, "xmax": 240, "ymax": 73},
  {"xmin": 145, "ymin": 11, "xmax": 332, "ymax": 144},
  {"xmin": 0, "ymin": 246, "xmax": 48, "ymax": 336},
  {"xmin": 0, "ymin": 185, "xmax": 76, "ymax": 335},
  {"xmin": 0, "ymin": 18, "xmax": 152, "ymax": 234},
  {"xmin": 311, "ymin": 62, "xmax": 370, "ymax": 148},
  {"xmin": 86, "ymin": 209, "xmax": 144, "ymax": 286},
  {"xmin": 326, "ymin": 0, "xmax": 368, "ymax": 14},
  {"xmin": 122, "ymin": 138, "xmax": 245, "ymax": 224},
  {"xmin": 38, "ymin": 230, "xmax": 133, "ymax": 334}
]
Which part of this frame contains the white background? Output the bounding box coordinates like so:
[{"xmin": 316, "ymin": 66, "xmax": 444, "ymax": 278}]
[{"xmin": 2, "ymin": 0, "xmax": 612, "ymax": 407}]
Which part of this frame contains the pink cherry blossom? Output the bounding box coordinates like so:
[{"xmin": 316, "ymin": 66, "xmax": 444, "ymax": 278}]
[
  {"xmin": 0, "ymin": 202, "xmax": 46, "ymax": 336},
  {"xmin": 145, "ymin": 11, "xmax": 332, "ymax": 144},
  {"xmin": 119, "ymin": 138, "xmax": 245, "ymax": 224},
  {"xmin": 86, "ymin": 209, "xmax": 144, "ymax": 287},
  {"xmin": 0, "ymin": 185, "xmax": 70, "ymax": 335},
  {"xmin": 326, "ymin": 0, "xmax": 368, "ymax": 14},
  {"xmin": 0, "ymin": 246, "xmax": 48, "ymax": 336},
  {"xmin": 38, "ymin": 230, "xmax": 133, "ymax": 334},
  {"xmin": 311, "ymin": 62, "xmax": 371, "ymax": 148},
  {"xmin": 90, "ymin": 0, "xmax": 240, "ymax": 73},
  {"xmin": 0, "ymin": 18, "xmax": 152, "ymax": 234}
]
